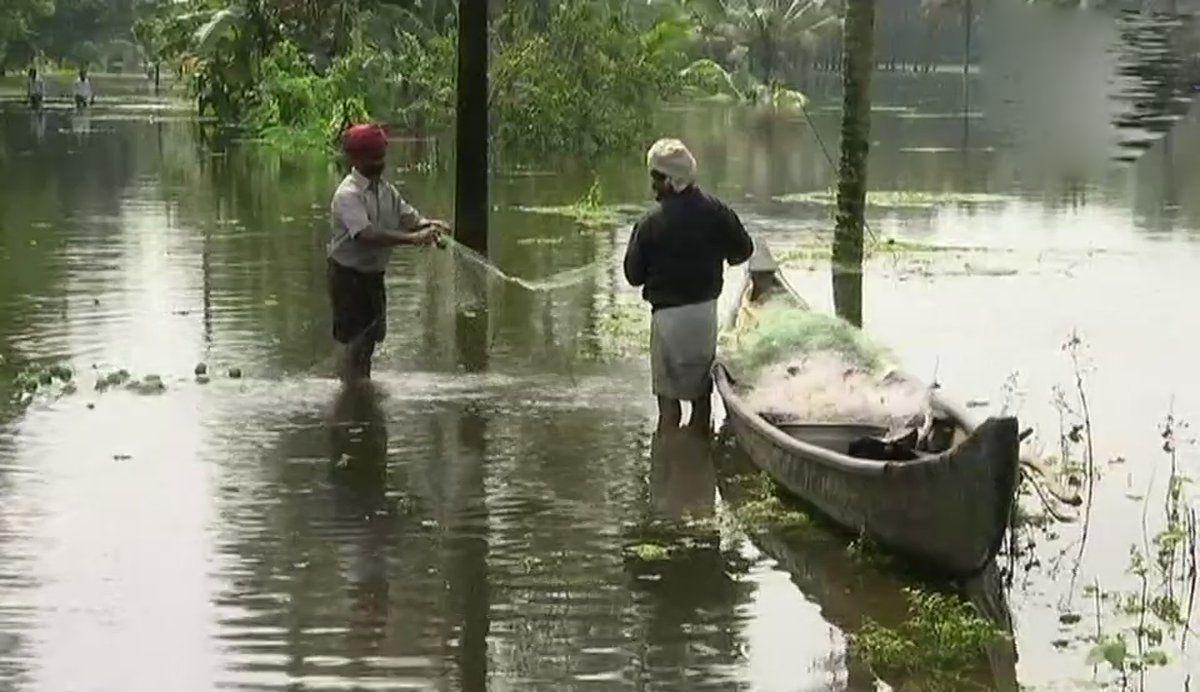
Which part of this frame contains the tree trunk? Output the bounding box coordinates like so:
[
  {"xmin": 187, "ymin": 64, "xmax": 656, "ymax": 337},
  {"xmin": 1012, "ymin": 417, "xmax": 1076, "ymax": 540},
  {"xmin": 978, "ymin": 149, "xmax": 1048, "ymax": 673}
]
[
  {"xmin": 832, "ymin": 0, "xmax": 875, "ymax": 328},
  {"xmin": 963, "ymin": 0, "xmax": 971, "ymax": 111},
  {"xmin": 455, "ymin": 0, "xmax": 489, "ymax": 254}
]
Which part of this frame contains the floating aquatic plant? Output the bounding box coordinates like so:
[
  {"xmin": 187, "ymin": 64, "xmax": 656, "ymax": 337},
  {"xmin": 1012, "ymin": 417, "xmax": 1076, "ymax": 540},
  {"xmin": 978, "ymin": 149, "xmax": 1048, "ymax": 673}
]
[
  {"xmin": 4, "ymin": 362, "xmax": 76, "ymax": 411},
  {"xmin": 626, "ymin": 542, "xmax": 671, "ymax": 562},
  {"xmin": 721, "ymin": 472, "xmax": 812, "ymax": 533},
  {"xmin": 853, "ymin": 588, "xmax": 1007, "ymax": 688},
  {"xmin": 516, "ymin": 179, "xmax": 644, "ymax": 230},
  {"xmin": 775, "ymin": 189, "xmax": 1016, "ymax": 209}
]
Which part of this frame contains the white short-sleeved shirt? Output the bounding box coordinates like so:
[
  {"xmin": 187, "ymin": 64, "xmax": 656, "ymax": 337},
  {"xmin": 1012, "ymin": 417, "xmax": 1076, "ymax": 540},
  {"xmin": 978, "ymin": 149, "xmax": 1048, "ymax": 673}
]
[
  {"xmin": 74, "ymin": 78, "xmax": 93, "ymax": 100},
  {"xmin": 328, "ymin": 168, "xmax": 423, "ymax": 273}
]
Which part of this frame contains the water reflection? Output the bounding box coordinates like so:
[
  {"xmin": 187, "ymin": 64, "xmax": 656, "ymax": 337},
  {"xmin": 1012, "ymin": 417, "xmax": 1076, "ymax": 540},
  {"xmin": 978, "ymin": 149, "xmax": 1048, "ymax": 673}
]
[
  {"xmin": 715, "ymin": 441, "xmax": 1018, "ymax": 691},
  {"xmin": 649, "ymin": 427, "xmax": 716, "ymax": 522},
  {"xmin": 1111, "ymin": 9, "xmax": 1195, "ymax": 161},
  {"xmin": 628, "ymin": 427, "xmax": 750, "ymax": 687},
  {"xmin": 443, "ymin": 404, "xmax": 489, "ymax": 691},
  {"xmin": 328, "ymin": 383, "xmax": 392, "ymax": 649}
]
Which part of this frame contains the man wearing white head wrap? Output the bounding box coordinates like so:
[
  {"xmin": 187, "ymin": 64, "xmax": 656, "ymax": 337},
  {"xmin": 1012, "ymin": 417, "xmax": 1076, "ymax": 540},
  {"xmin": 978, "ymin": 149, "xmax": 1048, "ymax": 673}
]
[
  {"xmin": 647, "ymin": 138, "xmax": 697, "ymax": 193},
  {"xmin": 626, "ymin": 138, "xmax": 754, "ymax": 431}
]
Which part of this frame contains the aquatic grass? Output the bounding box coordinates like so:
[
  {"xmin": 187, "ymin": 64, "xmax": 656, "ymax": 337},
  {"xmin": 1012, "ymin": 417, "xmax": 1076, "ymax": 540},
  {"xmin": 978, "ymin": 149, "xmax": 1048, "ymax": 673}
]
[
  {"xmin": 516, "ymin": 180, "xmax": 644, "ymax": 231},
  {"xmin": 775, "ymin": 189, "xmax": 1016, "ymax": 209},
  {"xmin": 513, "ymin": 204, "xmax": 635, "ymax": 230},
  {"xmin": 1044, "ymin": 409, "xmax": 1198, "ymax": 687},
  {"xmin": 853, "ymin": 588, "xmax": 1008, "ymax": 688},
  {"xmin": 721, "ymin": 472, "xmax": 813, "ymax": 533},
  {"xmin": 775, "ymin": 235, "xmax": 1015, "ymax": 274},
  {"xmin": 626, "ymin": 542, "xmax": 672, "ymax": 562}
]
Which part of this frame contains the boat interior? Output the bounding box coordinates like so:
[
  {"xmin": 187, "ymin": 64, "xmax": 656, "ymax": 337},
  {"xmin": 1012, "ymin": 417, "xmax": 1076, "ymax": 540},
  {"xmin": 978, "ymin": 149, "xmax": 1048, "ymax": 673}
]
[{"xmin": 766, "ymin": 415, "xmax": 965, "ymax": 460}]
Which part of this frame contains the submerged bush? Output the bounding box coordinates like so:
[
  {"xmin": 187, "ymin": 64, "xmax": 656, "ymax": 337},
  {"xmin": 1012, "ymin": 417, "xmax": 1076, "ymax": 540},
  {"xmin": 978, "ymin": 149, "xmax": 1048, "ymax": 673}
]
[{"xmin": 854, "ymin": 588, "xmax": 1007, "ymax": 686}]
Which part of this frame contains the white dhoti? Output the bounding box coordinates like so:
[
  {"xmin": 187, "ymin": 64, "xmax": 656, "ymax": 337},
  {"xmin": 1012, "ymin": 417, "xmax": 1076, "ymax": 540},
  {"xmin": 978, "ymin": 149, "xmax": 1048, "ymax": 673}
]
[{"xmin": 650, "ymin": 299, "xmax": 718, "ymax": 401}]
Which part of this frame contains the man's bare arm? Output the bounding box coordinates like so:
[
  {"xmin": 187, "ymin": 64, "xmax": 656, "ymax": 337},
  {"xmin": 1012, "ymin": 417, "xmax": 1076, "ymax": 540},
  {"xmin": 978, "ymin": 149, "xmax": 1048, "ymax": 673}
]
[{"xmin": 356, "ymin": 224, "xmax": 437, "ymax": 247}]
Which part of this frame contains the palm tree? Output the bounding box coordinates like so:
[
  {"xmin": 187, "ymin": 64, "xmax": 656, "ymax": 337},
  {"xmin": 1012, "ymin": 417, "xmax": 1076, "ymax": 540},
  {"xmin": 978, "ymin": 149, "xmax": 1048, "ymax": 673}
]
[
  {"xmin": 687, "ymin": 0, "xmax": 842, "ymax": 87},
  {"xmin": 831, "ymin": 0, "xmax": 874, "ymax": 327}
]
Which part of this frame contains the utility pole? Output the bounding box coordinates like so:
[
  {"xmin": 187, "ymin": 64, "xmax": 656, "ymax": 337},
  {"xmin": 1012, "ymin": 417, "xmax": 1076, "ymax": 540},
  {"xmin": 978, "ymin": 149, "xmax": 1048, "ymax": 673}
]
[{"xmin": 455, "ymin": 0, "xmax": 489, "ymax": 254}]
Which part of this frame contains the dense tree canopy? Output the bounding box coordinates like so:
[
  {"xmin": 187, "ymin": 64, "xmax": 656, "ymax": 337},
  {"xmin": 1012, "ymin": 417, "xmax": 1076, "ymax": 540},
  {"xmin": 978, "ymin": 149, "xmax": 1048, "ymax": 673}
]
[{"xmin": 1, "ymin": 0, "xmax": 961, "ymax": 155}]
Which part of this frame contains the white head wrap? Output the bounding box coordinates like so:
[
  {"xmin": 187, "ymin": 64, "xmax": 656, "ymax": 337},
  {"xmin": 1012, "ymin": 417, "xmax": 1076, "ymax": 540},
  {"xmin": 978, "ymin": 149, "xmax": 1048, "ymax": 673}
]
[{"xmin": 647, "ymin": 138, "xmax": 697, "ymax": 193}]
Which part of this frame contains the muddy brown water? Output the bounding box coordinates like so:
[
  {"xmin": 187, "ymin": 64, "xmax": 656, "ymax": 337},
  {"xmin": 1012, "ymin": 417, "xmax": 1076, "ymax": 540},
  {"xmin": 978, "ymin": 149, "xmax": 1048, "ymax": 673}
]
[{"xmin": 2, "ymin": 9, "xmax": 1199, "ymax": 690}]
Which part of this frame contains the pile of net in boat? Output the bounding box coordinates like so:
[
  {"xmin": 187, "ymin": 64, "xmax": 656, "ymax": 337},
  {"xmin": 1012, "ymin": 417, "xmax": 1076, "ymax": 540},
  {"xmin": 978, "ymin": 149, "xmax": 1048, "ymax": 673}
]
[{"xmin": 722, "ymin": 297, "xmax": 934, "ymax": 431}]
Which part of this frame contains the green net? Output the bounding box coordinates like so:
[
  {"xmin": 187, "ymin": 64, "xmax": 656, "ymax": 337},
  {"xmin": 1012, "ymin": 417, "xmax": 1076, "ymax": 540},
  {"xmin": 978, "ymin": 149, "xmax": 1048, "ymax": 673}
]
[
  {"xmin": 722, "ymin": 297, "xmax": 893, "ymax": 382},
  {"xmin": 721, "ymin": 297, "xmax": 931, "ymax": 427}
]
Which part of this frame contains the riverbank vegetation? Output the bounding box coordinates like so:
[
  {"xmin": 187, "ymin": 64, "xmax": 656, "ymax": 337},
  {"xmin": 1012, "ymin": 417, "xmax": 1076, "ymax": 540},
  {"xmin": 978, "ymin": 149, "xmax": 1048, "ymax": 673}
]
[
  {"xmin": 6, "ymin": 1, "xmax": 851, "ymax": 153},
  {"xmin": 132, "ymin": 0, "xmax": 839, "ymax": 153}
]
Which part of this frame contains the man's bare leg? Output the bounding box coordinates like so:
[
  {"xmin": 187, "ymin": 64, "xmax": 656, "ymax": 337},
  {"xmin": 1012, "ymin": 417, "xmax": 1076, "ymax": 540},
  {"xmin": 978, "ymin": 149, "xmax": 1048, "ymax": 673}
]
[
  {"xmin": 341, "ymin": 338, "xmax": 375, "ymax": 383},
  {"xmin": 688, "ymin": 394, "xmax": 712, "ymax": 432},
  {"xmin": 657, "ymin": 396, "xmax": 682, "ymax": 431},
  {"xmin": 340, "ymin": 344, "xmax": 357, "ymax": 383}
]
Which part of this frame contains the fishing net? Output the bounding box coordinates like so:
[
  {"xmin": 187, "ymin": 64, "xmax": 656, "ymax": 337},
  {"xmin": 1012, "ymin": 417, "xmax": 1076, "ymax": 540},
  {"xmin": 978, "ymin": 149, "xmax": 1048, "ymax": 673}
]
[
  {"xmin": 722, "ymin": 297, "xmax": 891, "ymax": 377},
  {"xmin": 722, "ymin": 297, "xmax": 933, "ymax": 429},
  {"xmin": 444, "ymin": 237, "xmax": 604, "ymax": 292},
  {"xmin": 413, "ymin": 236, "xmax": 623, "ymax": 371}
]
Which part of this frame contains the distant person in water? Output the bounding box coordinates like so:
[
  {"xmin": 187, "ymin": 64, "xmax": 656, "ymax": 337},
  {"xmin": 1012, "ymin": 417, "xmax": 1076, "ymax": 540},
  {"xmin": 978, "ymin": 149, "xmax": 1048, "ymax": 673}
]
[
  {"xmin": 327, "ymin": 123, "xmax": 450, "ymax": 382},
  {"xmin": 26, "ymin": 68, "xmax": 44, "ymax": 111},
  {"xmin": 73, "ymin": 68, "xmax": 94, "ymax": 108},
  {"xmin": 624, "ymin": 138, "xmax": 754, "ymax": 431}
]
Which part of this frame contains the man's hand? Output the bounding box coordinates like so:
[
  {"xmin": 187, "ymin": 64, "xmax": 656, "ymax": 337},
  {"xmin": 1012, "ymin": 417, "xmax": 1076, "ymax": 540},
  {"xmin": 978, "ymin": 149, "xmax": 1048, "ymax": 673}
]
[
  {"xmin": 409, "ymin": 228, "xmax": 440, "ymax": 246},
  {"xmin": 417, "ymin": 219, "xmax": 452, "ymax": 248}
]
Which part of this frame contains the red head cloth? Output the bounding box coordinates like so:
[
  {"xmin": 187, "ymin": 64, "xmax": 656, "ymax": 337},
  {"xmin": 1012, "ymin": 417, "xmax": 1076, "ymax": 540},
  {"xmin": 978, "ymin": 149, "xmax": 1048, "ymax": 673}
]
[{"xmin": 342, "ymin": 123, "xmax": 389, "ymax": 158}]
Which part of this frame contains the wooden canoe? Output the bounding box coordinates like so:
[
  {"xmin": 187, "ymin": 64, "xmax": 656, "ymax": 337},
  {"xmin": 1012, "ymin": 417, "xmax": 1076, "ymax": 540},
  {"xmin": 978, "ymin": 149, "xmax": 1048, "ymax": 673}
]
[{"xmin": 714, "ymin": 243, "xmax": 1020, "ymax": 577}]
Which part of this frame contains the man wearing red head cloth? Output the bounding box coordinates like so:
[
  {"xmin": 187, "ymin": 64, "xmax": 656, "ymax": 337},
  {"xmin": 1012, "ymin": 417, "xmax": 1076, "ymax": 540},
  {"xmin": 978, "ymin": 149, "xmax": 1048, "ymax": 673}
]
[{"xmin": 328, "ymin": 123, "xmax": 450, "ymax": 381}]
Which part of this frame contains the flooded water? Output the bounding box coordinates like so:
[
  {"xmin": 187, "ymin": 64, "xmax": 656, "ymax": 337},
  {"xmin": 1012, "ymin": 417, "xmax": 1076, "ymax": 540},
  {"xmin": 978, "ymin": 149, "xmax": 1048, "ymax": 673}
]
[{"xmin": 1, "ymin": 7, "xmax": 1199, "ymax": 691}]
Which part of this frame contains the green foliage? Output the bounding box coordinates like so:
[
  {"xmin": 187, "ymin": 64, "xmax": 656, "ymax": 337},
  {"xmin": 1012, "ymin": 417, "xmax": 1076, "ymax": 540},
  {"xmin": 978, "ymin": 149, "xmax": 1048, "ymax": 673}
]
[
  {"xmin": 685, "ymin": 0, "xmax": 842, "ymax": 83},
  {"xmin": 1084, "ymin": 633, "xmax": 1169, "ymax": 678},
  {"xmin": 490, "ymin": 2, "xmax": 681, "ymax": 156},
  {"xmin": 517, "ymin": 180, "xmax": 644, "ymax": 231},
  {"xmin": 854, "ymin": 588, "xmax": 1007, "ymax": 686},
  {"xmin": 0, "ymin": 0, "xmax": 54, "ymax": 68},
  {"xmin": 681, "ymin": 58, "xmax": 744, "ymax": 99},
  {"xmin": 328, "ymin": 31, "xmax": 456, "ymax": 133},
  {"xmin": 245, "ymin": 39, "xmax": 376, "ymax": 146},
  {"xmin": 626, "ymin": 542, "xmax": 672, "ymax": 561},
  {"xmin": 133, "ymin": 0, "xmax": 698, "ymax": 153},
  {"xmin": 725, "ymin": 472, "xmax": 812, "ymax": 531}
]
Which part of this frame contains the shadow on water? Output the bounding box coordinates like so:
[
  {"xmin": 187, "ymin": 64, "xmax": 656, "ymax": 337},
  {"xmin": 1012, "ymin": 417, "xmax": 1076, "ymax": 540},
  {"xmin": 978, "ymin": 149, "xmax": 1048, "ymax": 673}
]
[
  {"xmin": 624, "ymin": 427, "xmax": 752, "ymax": 688},
  {"xmin": 211, "ymin": 378, "xmax": 494, "ymax": 689},
  {"xmin": 712, "ymin": 435, "xmax": 1019, "ymax": 691}
]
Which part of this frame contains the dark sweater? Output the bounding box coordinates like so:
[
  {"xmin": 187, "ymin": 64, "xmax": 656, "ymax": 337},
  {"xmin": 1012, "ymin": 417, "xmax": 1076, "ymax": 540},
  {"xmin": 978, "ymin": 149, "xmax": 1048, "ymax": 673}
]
[{"xmin": 623, "ymin": 187, "xmax": 754, "ymax": 310}]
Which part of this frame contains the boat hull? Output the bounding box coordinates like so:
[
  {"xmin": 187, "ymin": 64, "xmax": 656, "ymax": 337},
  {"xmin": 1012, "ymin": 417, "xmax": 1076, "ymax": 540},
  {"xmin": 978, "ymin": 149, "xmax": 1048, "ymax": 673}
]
[{"xmin": 714, "ymin": 247, "xmax": 1020, "ymax": 576}]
